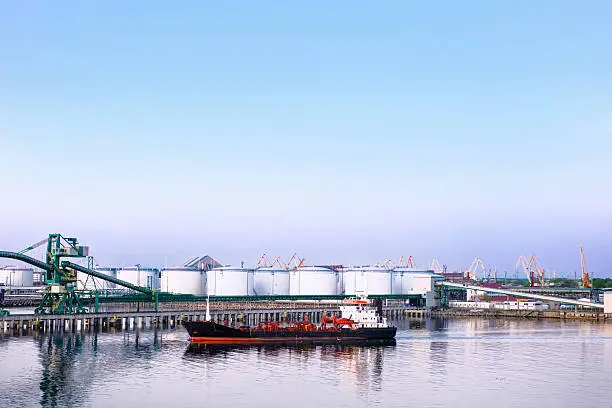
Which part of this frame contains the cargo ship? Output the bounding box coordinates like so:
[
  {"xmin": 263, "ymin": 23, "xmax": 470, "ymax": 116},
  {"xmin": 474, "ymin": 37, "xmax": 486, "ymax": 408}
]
[{"xmin": 184, "ymin": 296, "xmax": 397, "ymax": 345}]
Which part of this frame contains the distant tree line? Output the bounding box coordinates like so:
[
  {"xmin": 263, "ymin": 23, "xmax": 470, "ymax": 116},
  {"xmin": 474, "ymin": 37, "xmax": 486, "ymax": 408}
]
[
  {"xmin": 592, "ymin": 278, "xmax": 612, "ymax": 289},
  {"xmin": 493, "ymin": 277, "xmax": 611, "ymax": 289},
  {"xmin": 547, "ymin": 278, "xmax": 581, "ymax": 288}
]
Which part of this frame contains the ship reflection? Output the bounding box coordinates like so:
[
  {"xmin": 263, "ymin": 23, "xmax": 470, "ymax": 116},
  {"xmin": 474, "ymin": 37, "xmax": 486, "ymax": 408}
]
[
  {"xmin": 185, "ymin": 340, "xmax": 394, "ymax": 393},
  {"xmin": 185, "ymin": 339, "xmax": 396, "ymax": 357}
]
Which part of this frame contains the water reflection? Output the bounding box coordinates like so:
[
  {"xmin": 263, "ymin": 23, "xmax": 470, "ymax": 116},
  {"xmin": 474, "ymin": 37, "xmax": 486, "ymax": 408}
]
[
  {"xmin": 185, "ymin": 341, "xmax": 394, "ymax": 394},
  {"xmin": 2, "ymin": 318, "xmax": 610, "ymax": 408},
  {"xmin": 36, "ymin": 329, "xmax": 167, "ymax": 407},
  {"xmin": 39, "ymin": 333, "xmax": 88, "ymax": 408},
  {"xmin": 185, "ymin": 340, "xmax": 395, "ymax": 359}
]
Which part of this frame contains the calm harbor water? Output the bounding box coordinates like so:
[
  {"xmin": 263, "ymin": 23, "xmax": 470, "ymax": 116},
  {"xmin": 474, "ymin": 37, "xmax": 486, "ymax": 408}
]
[{"xmin": 1, "ymin": 318, "xmax": 611, "ymax": 408}]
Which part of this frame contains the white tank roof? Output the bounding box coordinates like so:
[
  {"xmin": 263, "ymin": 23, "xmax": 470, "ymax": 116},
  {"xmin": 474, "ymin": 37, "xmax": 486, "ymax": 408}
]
[
  {"xmin": 392, "ymin": 268, "xmax": 435, "ymax": 273},
  {"xmin": 212, "ymin": 266, "xmax": 254, "ymax": 271},
  {"xmin": 297, "ymin": 266, "xmax": 336, "ymax": 271},
  {"xmin": 344, "ymin": 266, "xmax": 390, "ymax": 271},
  {"xmin": 255, "ymin": 267, "xmax": 290, "ymax": 271}
]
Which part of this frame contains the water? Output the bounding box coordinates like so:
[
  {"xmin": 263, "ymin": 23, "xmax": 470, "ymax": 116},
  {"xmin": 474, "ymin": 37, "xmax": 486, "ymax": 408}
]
[{"xmin": 1, "ymin": 318, "xmax": 611, "ymax": 408}]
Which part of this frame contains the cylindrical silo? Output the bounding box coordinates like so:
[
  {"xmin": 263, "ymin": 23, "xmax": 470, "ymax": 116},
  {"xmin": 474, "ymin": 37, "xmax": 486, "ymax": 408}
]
[
  {"xmin": 116, "ymin": 267, "xmax": 160, "ymax": 290},
  {"xmin": 342, "ymin": 266, "xmax": 392, "ymax": 295},
  {"xmin": 0, "ymin": 268, "xmax": 34, "ymax": 286},
  {"xmin": 391, "ymin": 268, "xmax": 437, "ymax": 295},
  {"xmin": 206, "ymin": 267, "xmax": 254, "ymax": 296},
  {"xmin": 253, "ymin": 267, "xmax": 291, "ymax": 295},
  {"xmin": 289, "ymin": 266, "xmax": 338, "ymax": 296},
  {"xmin": 161, "ymin": 267, "xmax": 206, "ymax": 295}
]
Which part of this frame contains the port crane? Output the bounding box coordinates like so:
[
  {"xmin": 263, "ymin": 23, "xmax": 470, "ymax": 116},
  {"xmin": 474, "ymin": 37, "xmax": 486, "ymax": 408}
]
[
  {"xmin": 256, "ymin": 253, "xmax": 273, "ymax": 267},
  {"xmin": 0, "ymin": 234, "xmax": 158, "ymax": 315},
  {"xmin": 515, "ymin": 254, "xmax": 547, "ymax": 286},
  {"xmin": 430, "ymin": 258, "xmax": 444, "ymax": 275},
  {"xmin": 527, "ymin": 254, "xmax": 546, "ymax": 286},
  {"xmin": 406, "ymin": 256, "xmax": 416, "ymax": 268},
  {"xmin": 381, "ymin": 259, "xmax": 395, "ymax": 268},
  {"xmin": 579, "ymin": 247, "xmax": 591, "ymax": 288},
  {"xmin": 516, "ymin": 255, "xmax": 534, "ymax": 286},
  {"xmin": 465, "ymin": 257, "xmax": 486, "ymax": 281},
  {"xmin": 270, "ymin": 256, "xmax": 284, "ymax": 269},
  {"xmin": 285, "ymin": 252, "xmax": 305, "ymax": 269}
]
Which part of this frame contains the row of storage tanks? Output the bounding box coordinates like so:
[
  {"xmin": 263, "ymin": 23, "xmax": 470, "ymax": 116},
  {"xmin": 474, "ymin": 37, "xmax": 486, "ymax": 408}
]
[
  {"xmin": 81, "ymin": 265, "xmax": 441, "ymax": 297},
  {"xmin": 0, "ymin": 268, "xmax": 35, "ymax": 287}
]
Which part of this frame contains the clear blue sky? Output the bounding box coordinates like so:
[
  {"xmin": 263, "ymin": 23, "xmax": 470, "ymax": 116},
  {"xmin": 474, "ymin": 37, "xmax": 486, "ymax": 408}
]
[{"xmin": 1, "ymin": 1, "xmax": 611, "ymax": 277}]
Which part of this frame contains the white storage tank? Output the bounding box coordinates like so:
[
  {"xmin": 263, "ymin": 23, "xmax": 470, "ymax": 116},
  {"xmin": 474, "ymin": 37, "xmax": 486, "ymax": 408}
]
[
  {"xmin": 391, "ymin": 268, "xmax": 438, "ymax": 295},
  {"xmin": 253, "ymin": 267, "xmax": 290, "ymax": 295},
  {"xmin": 116, "ymin": 267, "xmax": 160, "ymax": 290},
  {"xmin": 77, "ymin": 267, "xmax": 118, "ymax": 290},
  {"xmin": 391, "ymin": 268, "xmax": 430, "ymax": 294},
  {"xmin": 392, "ymin": 268, "xmax": 442, "ymax": 307},
  {"xmin": 161, "ymin": 267, "xmax": 206, "ymax": 295},
  {"xmin": 342, "ymin": 266, "xmax": 392, "ymax": 295},
  {"xmin": 207, "ymin": 267, "xmax": 254, "ymax": 296},
  {"xmin": 0, "ymin": 267, "xmax": 34, "ymax": 286},
  {"xmin": 290, "ymin": 266, "xmax": 339, "ymax": 296}
]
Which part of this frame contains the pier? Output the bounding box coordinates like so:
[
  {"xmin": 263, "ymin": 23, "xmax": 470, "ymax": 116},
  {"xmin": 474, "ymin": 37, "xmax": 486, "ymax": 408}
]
[
  {"xmin": 432, "ymin": 308, "xmax": 612, "ymax": 321},
  {"xmin": 0, "ymin": 302, "xmax": 429, "ymax": 335}
]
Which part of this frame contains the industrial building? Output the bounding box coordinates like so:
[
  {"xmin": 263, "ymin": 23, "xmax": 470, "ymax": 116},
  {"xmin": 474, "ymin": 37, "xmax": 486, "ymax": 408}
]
[
  {"xmin": 605, "ymin": 291, "xmax": 612, "ymax": 314},
  {"xmin": 449, "ymin": 300, "xmax": 550, "ymax": 310}
]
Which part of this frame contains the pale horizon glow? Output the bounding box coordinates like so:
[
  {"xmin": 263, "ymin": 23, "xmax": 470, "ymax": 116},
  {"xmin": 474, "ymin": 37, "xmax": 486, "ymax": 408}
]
[{"xmin": 1, "ymin": 1, "xmax": 611, "ymax": 276}]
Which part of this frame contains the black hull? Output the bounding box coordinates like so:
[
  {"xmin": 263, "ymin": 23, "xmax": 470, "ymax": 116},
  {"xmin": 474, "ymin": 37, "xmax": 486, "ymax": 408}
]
[{"xmin": 183, "ymin": 321, "xmax": 397, "ymax": 345}]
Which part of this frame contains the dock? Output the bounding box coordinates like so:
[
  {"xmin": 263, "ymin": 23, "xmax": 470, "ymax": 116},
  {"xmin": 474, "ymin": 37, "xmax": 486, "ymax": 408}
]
[
  {"xmin": 0, "ymin": 302, "xmax": 429, "ymax": 335},
  {"xmin": 432, "ymin": 308, "xmax": 612, "ymax": 321}
]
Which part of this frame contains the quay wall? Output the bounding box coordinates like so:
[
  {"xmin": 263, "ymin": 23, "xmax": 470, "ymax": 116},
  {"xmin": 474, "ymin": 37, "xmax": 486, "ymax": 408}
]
[
  {"xmin": 432, "ymin": 308, "xmax": 612, "ymax": 321},
  {"xmin": 0, "ymin": 302, "xmax": 429, "ymax": 334}
]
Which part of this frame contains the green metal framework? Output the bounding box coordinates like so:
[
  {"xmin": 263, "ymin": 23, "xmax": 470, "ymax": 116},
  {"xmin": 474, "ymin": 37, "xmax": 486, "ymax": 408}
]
[
  {"xmin": 35, "ymin": 234, "xmax": 92, "ymax": 314},
  {"xmin": 92, "ymin": 293, "xmax": 425, "ymax": 303},
  {"xmin": 0, "ymin": 234, "xmax": 157, "ymax": 315}
]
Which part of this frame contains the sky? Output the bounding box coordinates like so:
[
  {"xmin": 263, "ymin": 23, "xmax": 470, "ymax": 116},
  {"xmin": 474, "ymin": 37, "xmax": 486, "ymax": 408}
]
[{"xmin": 1, "ymin": 1, "xmax": 611, "ymax": 277}]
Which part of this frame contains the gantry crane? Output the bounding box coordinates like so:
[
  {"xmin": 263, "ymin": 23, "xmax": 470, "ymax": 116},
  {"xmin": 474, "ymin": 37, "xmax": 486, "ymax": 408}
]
[
  {"xmin": 286, "ymin": 252, "xmax": 305, "ymax": 269},
  {"xmin": 270, "ymin": 256, "xmax": 284, "ymax": 269},
  {"xmin": 430, "ymin": 258, "xmax": 444, "ymax": 275},
  {"xmin": 516, "ymin": 254, "xmax": 534, "ymax": 286},
  {"xmin": 465, "ymin": 257, "xmax": 487, "ymax": 281},
  {"xmin": 256, "ymin": 253, "xmax": 272, "ymax": 267},
  {"xmin": 515, "ymin": 254, "xmax": 547, "ymax": 286},
  {"xmin": 0, "ymin": 234, "xmax": 158, "ymax": 314},
  {"xmin": 527, "ymin": 254, "xmax": 546, "ymax": 286},
  {"xmin": 18, "ymin": 238, "xmax": 49, "ymax": 255},
  {"xmin": 579, "ymin": 247, "xmax": 591, "ymax": 288},
  {"xmin": 396, "ymin": 256, "xmax": 415, "ymax": 268},
  {"xmin": 406, "ymin": 256, "xmax": 416, "ymax": 268}
]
